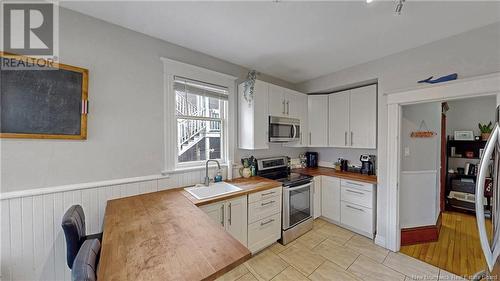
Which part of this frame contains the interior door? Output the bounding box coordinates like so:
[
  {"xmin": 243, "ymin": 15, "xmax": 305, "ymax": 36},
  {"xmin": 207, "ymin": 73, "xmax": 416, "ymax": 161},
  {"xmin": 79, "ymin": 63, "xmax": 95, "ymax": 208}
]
[
  {"xmin": 329, "ymin": 91, "xmax": 350, "ymax": 147},
  {"xmin": 268, "ymin": 84, "xmax": 285, "ymax": 117},
  {"xmin": 349, "ymin": 85, "xmax": 377, "ymax": 149}
]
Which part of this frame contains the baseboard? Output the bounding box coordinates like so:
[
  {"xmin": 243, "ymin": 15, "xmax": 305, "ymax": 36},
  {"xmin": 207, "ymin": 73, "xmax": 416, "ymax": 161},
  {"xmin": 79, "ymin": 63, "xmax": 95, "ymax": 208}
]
[
  {"xmin": 375, "ymin": 234, "xmax": 386, "ymax": 248},
  {"xmin": 401, "ymin": 213, "xmax": 442, "ymax": 246}
]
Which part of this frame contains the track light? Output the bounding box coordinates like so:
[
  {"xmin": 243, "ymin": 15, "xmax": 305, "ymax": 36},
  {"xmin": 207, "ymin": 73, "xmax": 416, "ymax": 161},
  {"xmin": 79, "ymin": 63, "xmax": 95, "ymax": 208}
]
[{"xmin": 395, "ymin": 0, "xmax": 405, "ymax": 15}]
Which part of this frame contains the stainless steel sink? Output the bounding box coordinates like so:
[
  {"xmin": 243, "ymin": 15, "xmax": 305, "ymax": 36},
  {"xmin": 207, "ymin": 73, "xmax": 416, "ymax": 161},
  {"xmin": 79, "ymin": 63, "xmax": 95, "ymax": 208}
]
[{"xmin": 184, "ymin": 182, "xmax": 242, "ymax": 200}]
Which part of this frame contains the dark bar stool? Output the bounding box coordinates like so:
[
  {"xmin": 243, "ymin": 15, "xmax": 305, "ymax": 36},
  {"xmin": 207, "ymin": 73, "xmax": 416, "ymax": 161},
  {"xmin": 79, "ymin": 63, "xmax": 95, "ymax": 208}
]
[
  {"xmin": 61, "ymin": 205, "xmax": 102, "ymax": 269},
  {"xmin": 71, "ymin": 239, "xmax": 101, "ymax": 281}
]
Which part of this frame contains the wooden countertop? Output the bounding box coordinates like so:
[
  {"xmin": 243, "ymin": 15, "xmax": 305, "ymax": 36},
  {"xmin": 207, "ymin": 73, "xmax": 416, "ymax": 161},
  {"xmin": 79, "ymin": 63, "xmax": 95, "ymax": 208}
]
[
  {"xmin": 98, "ymin": 176, "xmax": 281, "ymax": 281},
  {"xmin": 181, "ymin": 176, "xmax": 282, "ymax": 206},
  {"xmin": 293, "ymin": 167, "xmax": 378, "ymax": 184}
]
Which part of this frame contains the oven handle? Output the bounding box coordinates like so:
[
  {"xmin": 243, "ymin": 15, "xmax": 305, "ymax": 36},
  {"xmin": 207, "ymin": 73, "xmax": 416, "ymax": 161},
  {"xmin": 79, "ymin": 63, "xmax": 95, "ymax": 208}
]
[{"xmin": 284, "ymin": 182, "xmax": 312, "ymax": 191}]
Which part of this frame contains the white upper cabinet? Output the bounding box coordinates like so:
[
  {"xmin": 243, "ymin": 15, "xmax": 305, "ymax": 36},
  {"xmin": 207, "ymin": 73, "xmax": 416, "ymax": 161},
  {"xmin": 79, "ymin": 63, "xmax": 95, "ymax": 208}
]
[
  {"xmin": 238, "ymin": 80, "xmax": 269, "ymax": 150},
  {"xmin": 285, "ymin": 90, "xmax": 308, "ymax": 147},
  {"xmin": 327, "ymin": 85, "xmax": 377, "ymax": 149},
  {"xmin": 329, "ymin": 90, "xmax": 350, "ymax": 147},
  {"xmin": 268, "ymin": 84, "xmax": 286, "ymax": 117},
  {"xmin": 308, "ymin": 95, "xmax": 329, "ymax": 147},
  {"xmin": 349, "ymin": 85, "xmax": 377, "ymax": 149}
]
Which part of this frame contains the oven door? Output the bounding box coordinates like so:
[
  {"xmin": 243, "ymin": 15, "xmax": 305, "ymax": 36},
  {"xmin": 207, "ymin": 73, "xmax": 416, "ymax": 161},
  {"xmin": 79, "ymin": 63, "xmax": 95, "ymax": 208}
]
[
  {"xmin": 283, "ymin": 182, "xmax": 313, "ymax": 230},
  {"xmin": 269, "ymin": 116, "xmax": 300, "ymax": 142}
]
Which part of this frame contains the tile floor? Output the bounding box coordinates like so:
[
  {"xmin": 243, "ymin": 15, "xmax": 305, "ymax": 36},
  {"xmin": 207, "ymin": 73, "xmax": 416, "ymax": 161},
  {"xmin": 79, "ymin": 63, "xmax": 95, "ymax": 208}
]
[{"xmin": 217, "ymin": 219, "xmax": 467, "ymax": 281}]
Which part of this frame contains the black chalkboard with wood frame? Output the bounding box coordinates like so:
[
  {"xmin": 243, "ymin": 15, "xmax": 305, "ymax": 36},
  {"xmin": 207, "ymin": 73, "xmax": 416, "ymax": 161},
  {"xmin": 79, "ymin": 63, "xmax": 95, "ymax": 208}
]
[{"xmin": 0, "ymin": 52, "xmax": 88, "ymax": 139}]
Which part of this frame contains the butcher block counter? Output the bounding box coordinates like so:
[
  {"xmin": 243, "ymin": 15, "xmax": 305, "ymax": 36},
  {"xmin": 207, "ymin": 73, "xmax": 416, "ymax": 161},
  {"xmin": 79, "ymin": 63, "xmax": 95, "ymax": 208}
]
[
  {"xmin": 98, "ymin": 176, "xmax": 281, "ymax": 281},
  {"xmin": 293, "ymin": 167, "xmax": 377, "ymax": 184}
]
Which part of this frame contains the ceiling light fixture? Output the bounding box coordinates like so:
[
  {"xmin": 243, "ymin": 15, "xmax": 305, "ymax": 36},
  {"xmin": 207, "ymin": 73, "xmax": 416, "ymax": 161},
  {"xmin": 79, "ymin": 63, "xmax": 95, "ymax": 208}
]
[
  {"xmin": 366, "ymin": 0, "xmax": 374, "ymax": 3},
  {"xmin": 395, "ymin": 0, "xmax": 405, "ymax": 15}
]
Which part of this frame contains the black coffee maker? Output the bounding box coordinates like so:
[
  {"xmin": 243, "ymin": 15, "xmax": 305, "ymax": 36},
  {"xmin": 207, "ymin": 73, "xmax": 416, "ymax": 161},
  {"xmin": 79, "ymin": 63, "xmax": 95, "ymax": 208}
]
[
  {"xmin": 360, "ymin": 155, "xmax": 376, "ymax": 175},
  {"xmin": 305, "ymin": 152, "xmax": 318, "ymax": 168}
]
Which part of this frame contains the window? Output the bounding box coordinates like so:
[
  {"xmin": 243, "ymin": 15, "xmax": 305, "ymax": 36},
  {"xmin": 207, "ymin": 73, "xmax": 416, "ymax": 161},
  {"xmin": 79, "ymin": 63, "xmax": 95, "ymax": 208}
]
[{"xmin": 174, "ymin": 76, "xmax": 228, "ymax": 165}]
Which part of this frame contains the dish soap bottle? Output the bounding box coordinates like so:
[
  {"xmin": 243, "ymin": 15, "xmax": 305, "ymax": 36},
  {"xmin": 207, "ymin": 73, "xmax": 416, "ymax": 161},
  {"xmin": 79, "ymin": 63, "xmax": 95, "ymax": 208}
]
[{"xmin": 214, "ymin": 169, "xmax": 223, "ymax": 183}]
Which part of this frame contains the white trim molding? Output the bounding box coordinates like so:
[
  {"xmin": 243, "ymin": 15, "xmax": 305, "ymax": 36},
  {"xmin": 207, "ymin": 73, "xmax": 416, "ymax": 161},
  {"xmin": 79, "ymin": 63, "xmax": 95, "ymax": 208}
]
[
  {"xmin": 387, "ymin": 72, "xmax": 500, "ymax": 105},
  {"xmin": 385, "ymin": 72, "xmax": 500, "ymax": 252},
  {"xmin": 0, "ymin": 174, "xmax": 169, "ymax": 200},
  {"xmin": 161, "ymin": 57, "xmax": 238, "ymax": 173}
]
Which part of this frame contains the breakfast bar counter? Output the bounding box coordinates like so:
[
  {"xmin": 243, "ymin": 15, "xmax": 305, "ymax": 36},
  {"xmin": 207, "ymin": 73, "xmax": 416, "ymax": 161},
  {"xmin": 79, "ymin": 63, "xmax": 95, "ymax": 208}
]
[
  {"xmin": 97, "ymin": 189, "xmax": 251, "ymax": 281},
  {"xmin": 98, "ymin": 176, "xmax": 281, "ymax": 281}
]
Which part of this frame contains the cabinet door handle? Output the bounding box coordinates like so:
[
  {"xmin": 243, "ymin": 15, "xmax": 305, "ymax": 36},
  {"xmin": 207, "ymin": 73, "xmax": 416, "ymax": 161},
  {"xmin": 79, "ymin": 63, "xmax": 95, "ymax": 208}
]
[
  {"xmin": 262, "ymin": 191, "xmax": 275, "ymax": 196},
  {"xmin": 344, "ymin": 131, "xmax": 347, "ymax": 146},
  {"xmin": 282, "ymin": 100, "xmax": 286, "ymax": 114},
  {"xmin": 228, "ymin": 203, "xmax": 232, "ymax": 226},
  {"xmin": 351, "ymin": 132, "xmax": 354, "ymax": 146},
  {"xmin": 346, "ymin": 204, "xmax": 365, "ymax": 212},
  {"xmin": 261, "ymin": 200, "xmax": 275, "ymax": 206},
  {"xmin": 309, "ymin": 132, "xmax": 312, "ymax": 145},
  {"xmin": 346, "ymin": 181, "xmax": 364, "ymax": 187},
  {"xmin": 221, "ymin": 204, "xmax": 225, "ymax": 226},
  {"xmin": 346, "ymin": 189, "xmax": 364, "ymax": 195},
  {"xmin": 260, "ymin": 219, "xmax": 275, "ymax": 226},
  {"xmin": 286, "ymin": 101, "xmax": 290, "ymax": 115}
]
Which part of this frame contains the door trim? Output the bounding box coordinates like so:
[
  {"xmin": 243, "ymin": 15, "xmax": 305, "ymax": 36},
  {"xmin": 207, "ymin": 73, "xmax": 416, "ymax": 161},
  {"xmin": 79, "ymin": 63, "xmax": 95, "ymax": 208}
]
[{"xmin": 386, "ymin": 72, "xmax": 500, "ymax": 252}]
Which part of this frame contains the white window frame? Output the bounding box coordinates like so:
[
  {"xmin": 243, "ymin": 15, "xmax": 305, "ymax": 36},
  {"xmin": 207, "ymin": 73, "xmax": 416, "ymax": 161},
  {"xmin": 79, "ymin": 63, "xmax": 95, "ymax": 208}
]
[{"xmin": 161, "ymin": 58, "xmax": 237, "ymax": 173}]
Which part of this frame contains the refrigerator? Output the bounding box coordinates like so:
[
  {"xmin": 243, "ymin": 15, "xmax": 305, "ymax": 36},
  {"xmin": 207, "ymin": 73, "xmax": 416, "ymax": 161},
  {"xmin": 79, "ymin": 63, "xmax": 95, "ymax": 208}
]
[{"xmin": 475, "ymin": 106, "xmax": 500, "ymax": 280}]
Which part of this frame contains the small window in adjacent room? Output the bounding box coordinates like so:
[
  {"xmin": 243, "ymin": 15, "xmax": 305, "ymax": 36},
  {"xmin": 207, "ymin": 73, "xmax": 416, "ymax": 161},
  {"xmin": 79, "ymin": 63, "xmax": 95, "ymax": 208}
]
[{"xmin": 174, "ymin": 76, "xmax": 228, "ymax": 166}]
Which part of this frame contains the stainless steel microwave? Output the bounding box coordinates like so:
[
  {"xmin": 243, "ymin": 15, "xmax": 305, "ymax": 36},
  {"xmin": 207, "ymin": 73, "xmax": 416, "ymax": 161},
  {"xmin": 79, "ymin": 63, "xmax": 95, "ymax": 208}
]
[{"xmin": 269, "ymin": 116, "xmax": 301, "ymax": 142}]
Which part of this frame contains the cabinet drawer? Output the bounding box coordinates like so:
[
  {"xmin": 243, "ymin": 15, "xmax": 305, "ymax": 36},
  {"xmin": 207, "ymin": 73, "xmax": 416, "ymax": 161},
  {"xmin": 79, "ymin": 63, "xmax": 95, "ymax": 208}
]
[
  {"xmin": 341, "ymin": 186, "xmax": 373, "ymax": 208},
  {"xmin": 249, "ymin": 187, "xmax": 282, "ymax": 203},
  {"xmin": 248, "ymin": 213, "xmax": 281, "ymax": 253},
  {"xmin": 248, "ymin": 197, "xmax": 281, "ymax": 223},
  {"xmin": 340, "ymin": 201, "xmax": 373, "ymax": 235},
  {"xmin": 341, "ymin": 180, "xmax": 373, "ymax": 192}
]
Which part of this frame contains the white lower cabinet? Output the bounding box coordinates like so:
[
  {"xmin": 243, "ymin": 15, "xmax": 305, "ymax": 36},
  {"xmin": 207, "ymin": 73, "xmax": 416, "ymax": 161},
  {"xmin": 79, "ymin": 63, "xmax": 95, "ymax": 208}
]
[
  {"xmin": 319, "ymin": 177, "xmax": 376, "ymax": 239},
  {"xmin": 247, "ymin": 187, "xmax": 282, "ymax": 253},
  {"xmin": 199, "ymin": 196, "xmax": 248, "ymax": 246},
  {"xmin": 321, "ymin": 176, "xmax": 341, "ymax": 222},
  {"xmin": 313, "ymin": 176, "xmax": 322, "ymax": 219},
  {"xmin": 340, "ymin": 179, "xmax": 376, "ymax": 238}
]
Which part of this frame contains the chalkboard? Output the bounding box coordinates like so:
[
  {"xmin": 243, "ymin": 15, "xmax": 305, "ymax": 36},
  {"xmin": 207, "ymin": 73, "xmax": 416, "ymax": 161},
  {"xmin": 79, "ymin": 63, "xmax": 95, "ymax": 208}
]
[{"xmin": 0, "ymin": 53, "xmax": 88, "ymax": 139}]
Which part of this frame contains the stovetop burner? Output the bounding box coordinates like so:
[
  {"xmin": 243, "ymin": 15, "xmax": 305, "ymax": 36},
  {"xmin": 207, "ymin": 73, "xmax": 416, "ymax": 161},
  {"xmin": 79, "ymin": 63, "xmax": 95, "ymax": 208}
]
[
  {"xmin": 255, "ymin": 156, "xmax": 313, "ymax": 186},
  {"xmin": 259, "ymin": 171, "xmax": 312, "ymax": 186}
]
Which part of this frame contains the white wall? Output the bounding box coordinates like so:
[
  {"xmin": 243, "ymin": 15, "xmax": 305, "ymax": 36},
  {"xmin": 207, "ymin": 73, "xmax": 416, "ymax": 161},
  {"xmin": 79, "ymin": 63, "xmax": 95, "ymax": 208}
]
[
  {"xmin": 446, "ymin": 95, "xmax": 496, "ymax": 137},
  {"xmin": 0, "ymin": 8, "xmax": 301, "ymax": 194},
  {"xmin": 297, "ymin": 21, "xmax": 500, "ymax": 247},
  {"xmin": 401, "ymin": 102, "xmax": 441, "ymax": 172},
  {"xmin": 400, "ymin": 102, "xmax": 441, "ymax": 228}
]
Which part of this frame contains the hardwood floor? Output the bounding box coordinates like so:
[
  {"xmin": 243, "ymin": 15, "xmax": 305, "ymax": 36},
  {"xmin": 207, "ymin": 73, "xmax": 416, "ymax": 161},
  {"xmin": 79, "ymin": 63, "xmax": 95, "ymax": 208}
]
[{"xmin": 400, "ymin": 211, "xmax": 492, "ymax": 278}]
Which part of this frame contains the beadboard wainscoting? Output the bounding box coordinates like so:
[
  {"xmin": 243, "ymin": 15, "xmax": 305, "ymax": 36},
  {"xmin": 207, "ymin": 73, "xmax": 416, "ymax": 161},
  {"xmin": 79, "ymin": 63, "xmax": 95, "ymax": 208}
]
[{"xmin": 0, "ymin": 166, "xmax": 234, "ymax": 281}]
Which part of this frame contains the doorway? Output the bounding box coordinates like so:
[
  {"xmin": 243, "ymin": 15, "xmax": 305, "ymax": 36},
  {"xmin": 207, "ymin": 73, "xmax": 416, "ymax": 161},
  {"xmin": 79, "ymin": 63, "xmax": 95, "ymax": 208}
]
[{"xmin": 397, "ymin": 95, "xmax": 496, "ymax": 277}]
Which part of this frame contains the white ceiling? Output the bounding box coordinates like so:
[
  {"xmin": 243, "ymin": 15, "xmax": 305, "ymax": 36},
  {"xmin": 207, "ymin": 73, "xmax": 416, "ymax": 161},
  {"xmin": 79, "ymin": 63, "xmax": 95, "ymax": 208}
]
[{"xmin": 61, "ymin": 1, "xmax": 500, "ymax": 83}]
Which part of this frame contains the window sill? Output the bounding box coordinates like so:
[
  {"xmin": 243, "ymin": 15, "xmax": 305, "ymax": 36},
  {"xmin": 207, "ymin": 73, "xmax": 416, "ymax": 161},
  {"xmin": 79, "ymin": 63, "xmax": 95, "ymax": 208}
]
[{"xmin": 162, "ymin": 163, "xmax": 230, "ymax": 175}]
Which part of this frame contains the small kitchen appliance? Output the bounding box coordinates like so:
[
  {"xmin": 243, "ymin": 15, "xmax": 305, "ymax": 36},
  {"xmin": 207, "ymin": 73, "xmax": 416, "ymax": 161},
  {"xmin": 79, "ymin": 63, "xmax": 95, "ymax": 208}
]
[
  {"xmin": 305, "ymin": 152, "xmax": 318, "ymax": 168},
  {"xmin": 268, "ymin": 116, "xmax": 301, "ymax": 143},
  {"xmin": 256, "ymin": 156, "xmax": 314, "ymax": 245},
  {"xmin": 360, "ymin": 155, "xmax": 376, "ymax": 175}
]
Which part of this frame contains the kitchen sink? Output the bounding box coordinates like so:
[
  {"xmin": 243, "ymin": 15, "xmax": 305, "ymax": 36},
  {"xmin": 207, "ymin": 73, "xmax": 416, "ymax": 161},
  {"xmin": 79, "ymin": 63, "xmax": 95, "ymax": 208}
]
[{"xmin": 184, "ymin": 182, "xmax": 242, "ymax": 200}]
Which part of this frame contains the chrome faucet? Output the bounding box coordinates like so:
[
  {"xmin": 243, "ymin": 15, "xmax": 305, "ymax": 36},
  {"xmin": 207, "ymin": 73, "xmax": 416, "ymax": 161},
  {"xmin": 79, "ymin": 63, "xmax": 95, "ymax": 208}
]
[{"xmin": 204, "ymin": 159, "xmax": 221, "ymax": 186}]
